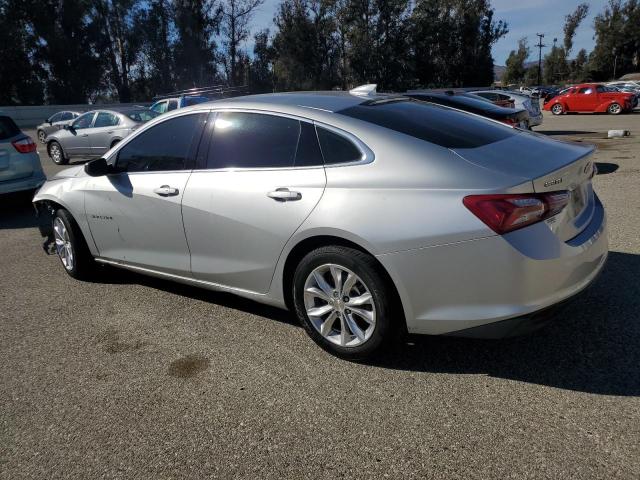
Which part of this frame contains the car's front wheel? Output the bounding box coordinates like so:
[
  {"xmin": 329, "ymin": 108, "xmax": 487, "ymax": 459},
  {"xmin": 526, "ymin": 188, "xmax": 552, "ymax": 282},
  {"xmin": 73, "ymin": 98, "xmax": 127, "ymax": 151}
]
[
  {"xmin": 48, "ymin": 141, "xmax": 68, "ymax": 165},
  {"xmin": 53, "ymin": 209, "xmax": 95, "ymax": 280},
  {"xmin": 551, "ymin": 103, "xmax": 564, "ymax": 115},
  {"xmin": 607, "ymin": 102, "xmax": 622, "ymax": 115},
  {"xmin": 292, "ymin": 246, "xmax": 396, "ymax": 359}
]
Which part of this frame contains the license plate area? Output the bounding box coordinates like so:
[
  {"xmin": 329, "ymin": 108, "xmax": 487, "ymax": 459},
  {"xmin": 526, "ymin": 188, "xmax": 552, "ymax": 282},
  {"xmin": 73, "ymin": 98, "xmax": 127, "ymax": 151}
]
[{"xmin": 570, "ymin": 185, "xmax": 586, "ymax": 216}]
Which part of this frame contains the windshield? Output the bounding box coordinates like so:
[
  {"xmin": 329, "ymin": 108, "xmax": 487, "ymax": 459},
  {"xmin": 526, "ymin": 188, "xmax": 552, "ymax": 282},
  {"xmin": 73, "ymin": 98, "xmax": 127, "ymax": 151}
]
[
  {"xmin": 338, "ymin": 99, "xmax": 516, "ymax": 149},
  {"xmin": 126, "ymin": 110, "xmax": 159, "ymax": 123}
]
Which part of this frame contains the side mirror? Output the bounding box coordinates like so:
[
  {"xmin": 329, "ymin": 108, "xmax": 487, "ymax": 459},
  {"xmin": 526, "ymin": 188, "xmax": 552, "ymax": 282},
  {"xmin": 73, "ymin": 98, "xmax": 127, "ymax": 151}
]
[
  {"xmin": 84, "ymin": 158, "xmax": 111, "ymax": 177},
  {"xmin": 46, "ymin": 118, "xmax": 52, "ymax": 124}
]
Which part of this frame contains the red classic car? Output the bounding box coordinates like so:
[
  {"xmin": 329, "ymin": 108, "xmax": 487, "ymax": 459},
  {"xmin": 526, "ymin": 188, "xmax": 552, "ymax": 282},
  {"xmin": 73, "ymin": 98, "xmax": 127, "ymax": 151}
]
[{"xmin": 543, "ymin": 83, "xmax": 634, "ymax": 115}]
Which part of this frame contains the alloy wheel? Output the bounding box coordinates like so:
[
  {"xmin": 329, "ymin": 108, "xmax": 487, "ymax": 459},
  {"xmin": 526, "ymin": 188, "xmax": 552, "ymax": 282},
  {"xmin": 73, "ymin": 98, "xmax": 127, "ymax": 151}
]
[
  {"xmin": 38, "ymin": 131, "xmax": 46, "ymax": 143},
  {"xmin": 609, "ymin": 103, "xmax": 622, "ymax": 115},
  {"xmin": 552, "ymin": 104, "xmax": 563, "ymax": 115},
  {"xmin": 50, "ymin": 143, "xmax": 62, "ymax": 163},
  {"xmin": 303, "ymin": 264, "xmax": 376, "ymax": 347},
  {"xmin": 53, "ymin": 217, "xmax": 74, "ymax": 271}
]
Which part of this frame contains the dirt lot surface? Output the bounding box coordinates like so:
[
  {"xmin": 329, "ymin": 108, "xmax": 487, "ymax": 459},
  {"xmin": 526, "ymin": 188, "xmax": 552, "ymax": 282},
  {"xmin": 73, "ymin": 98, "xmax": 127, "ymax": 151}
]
[{"xmin": 2, "ymin": 112, "xmax": 639, "ymax": 479}]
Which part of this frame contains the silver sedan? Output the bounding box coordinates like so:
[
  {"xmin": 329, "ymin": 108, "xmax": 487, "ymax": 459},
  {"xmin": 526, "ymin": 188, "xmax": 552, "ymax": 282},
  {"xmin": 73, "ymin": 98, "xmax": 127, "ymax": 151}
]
[
  {"xmin": 36, "ymin": 110, "xmax": 81, "ymax": 143},
  {"xmin": 33, "ymin": 89, "xmax": 608, "ymax": 359},
  {"xmin": 45, "ymin": 108, "xmax": 158, "ymax": 165}
]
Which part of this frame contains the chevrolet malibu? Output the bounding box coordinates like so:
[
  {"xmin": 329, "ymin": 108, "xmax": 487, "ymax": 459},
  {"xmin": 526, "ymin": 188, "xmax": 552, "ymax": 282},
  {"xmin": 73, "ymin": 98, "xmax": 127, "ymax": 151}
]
[{"xmin": 33, "ymin": 90, "xmax": 608, "ymax": 359}]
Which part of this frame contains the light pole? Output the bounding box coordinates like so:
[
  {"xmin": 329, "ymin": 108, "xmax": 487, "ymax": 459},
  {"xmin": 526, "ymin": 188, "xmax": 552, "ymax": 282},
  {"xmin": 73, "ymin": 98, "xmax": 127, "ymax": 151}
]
[{"xmin": 536, "ymin": 33, "xmax": 546, "ymax": 86}]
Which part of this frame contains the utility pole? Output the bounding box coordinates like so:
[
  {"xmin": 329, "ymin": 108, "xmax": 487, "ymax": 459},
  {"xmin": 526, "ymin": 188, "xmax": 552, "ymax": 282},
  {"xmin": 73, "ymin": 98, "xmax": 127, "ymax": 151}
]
[{"xmin": 536, "ymin": 33, "xmax": 546, "ymax": 86}]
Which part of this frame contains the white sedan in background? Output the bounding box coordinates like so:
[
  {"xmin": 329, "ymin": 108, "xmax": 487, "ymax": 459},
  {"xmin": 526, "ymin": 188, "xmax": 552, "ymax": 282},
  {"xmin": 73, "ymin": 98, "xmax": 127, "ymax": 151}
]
[{"xmin": 473, "ymin": 90, "xmax": 543, "ymax": 128}]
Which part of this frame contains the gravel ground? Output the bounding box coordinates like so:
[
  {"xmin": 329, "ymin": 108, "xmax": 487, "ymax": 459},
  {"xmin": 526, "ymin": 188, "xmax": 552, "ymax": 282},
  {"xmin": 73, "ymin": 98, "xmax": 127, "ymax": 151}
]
[{"xmin": 1, "ymin": 112, "xmax": 639, "ymax": 479}]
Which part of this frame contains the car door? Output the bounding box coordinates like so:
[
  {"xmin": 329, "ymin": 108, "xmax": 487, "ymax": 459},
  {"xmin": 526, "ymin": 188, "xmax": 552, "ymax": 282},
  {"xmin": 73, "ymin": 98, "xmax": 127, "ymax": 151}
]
[
  {"xmin": 85, "ymin": 112, "xmax": 207, "ymax": 275},
  {"xmin": 572, "ymin": 87, "xmax": 598, "ymax": 111},
  {"xmin": 63, "ymin": 111, "xmax": 96, "ymax": 156},
  {"xmin": 88, "ymin": 111, "xmax": 121, "ymax": 156},
  {"xmin": 182, "ymin": 111, "xmax": 327, "ymax": 293}
]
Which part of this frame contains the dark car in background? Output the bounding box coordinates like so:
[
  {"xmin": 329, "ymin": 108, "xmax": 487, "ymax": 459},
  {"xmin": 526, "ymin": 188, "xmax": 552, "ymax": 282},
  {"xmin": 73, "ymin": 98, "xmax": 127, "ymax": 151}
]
[
  {"xmin": 36, "ymin": 111, "xmax": 81, "ymax": 143},
  {"xmin": 46, "ymin": 108, "xmax": 159, "ymax": 165},
  {"xmin": 405, "ymin": 90, "xmax": 531, "ymax": 129}
]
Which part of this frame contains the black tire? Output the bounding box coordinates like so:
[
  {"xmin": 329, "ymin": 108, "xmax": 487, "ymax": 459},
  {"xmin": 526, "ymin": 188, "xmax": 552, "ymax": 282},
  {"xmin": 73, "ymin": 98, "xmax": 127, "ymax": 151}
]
[
  {"xmin": 607, "ymin": 102, "xmax": 622, "ymax": 115},
  {"xmin": 37, "ymin": 130, "xmax": 46, "ymax": 144},
  {"xmin": 292, "ymin": 245, "xmax": 398, "ymax": 360},
  {"xmin": 48, "ymin": 141, "xmax": 68, "ymax": 165},
  {"xmin": 53, "ymin": 208, "xmax": 96, "ymax": 280},
  {"xmin": 551, "ymin": 103, "xmax": 564, "ymax": 115}
]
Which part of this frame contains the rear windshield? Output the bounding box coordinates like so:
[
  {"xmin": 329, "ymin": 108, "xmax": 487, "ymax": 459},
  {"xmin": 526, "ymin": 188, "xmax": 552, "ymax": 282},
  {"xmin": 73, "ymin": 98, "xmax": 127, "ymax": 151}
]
[
  {"xmin": 0, "ymin": 116, "xmax": 20, "ymax": 140},
  {"xmin": 338, "ymin": 99, "xmax": 516, "ymax": 149},
  {"xmin": 126, "ymin": 110, "xmax": 159, "ymax": 123}
]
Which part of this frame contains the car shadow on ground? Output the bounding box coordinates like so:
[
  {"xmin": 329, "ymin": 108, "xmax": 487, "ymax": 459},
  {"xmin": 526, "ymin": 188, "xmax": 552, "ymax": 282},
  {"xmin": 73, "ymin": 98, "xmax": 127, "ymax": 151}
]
[
  {"xmin": 374, "ymin": 251, "xmax": 639, "ymax": 397},
  {"xmin": 0, "ymin": 192, "xmax": 46, "ymax": 229},
  {"xmin": 96, "ymin": 250, "xmax": 639, "ymax": 397},
  {"xmin": 538, "ymin": 130, "xmax": 598, "ymax": 136}
]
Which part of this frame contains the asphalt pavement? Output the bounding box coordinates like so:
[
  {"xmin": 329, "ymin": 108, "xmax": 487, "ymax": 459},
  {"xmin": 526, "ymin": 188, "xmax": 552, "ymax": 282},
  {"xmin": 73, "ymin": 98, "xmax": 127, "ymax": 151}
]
[{"xmin": 1, "ymin": 112, "xmax": 639, "ymax": 479}]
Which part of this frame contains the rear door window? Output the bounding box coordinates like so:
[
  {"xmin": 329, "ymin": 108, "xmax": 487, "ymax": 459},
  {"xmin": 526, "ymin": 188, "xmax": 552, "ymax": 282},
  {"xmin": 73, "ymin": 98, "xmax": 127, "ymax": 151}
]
[
  {"xmin": 167, "ymin": 100, "xmax": 178, "ymax": 111},
  {"xmin": 338, "ymin": 99, "xmax": 515, "ymax": 149},
  {"xmin": 206, "ymin": 112, "xmax": 301, "ymax": 169},
  {"xmin": 94, "ymin": 112, "xmax": 119, "ymax": 128}
]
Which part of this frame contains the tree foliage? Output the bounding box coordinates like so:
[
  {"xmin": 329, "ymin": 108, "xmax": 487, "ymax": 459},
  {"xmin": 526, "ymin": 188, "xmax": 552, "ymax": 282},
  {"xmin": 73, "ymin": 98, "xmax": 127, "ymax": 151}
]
[{"xmin": 502, "ymin": 38, "xmax": 529, "ymax": 85}]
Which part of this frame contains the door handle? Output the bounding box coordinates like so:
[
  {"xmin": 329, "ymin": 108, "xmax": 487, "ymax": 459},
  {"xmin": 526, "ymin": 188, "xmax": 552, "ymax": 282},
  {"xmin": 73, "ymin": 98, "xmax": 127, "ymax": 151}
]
[
  {"xmin": 81, "ymin": 134, "xmax": 89, "ymax": 137},
  {"xmin": 107, "ymin": 131, "xmax": 114, "ymax": 134},
  {"xmin": 267, "ymin": 188, "xmax": 302, "ymax": 201},
  {"xmin": 153, "ymin": 185, "xmax": 179, "ymax": 196}
]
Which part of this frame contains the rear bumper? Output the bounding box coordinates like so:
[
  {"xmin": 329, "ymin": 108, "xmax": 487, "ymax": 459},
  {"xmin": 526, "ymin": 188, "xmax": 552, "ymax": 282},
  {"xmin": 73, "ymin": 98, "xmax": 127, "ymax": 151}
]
[
  {"xmin": 378, "ymin": 196, "xmax": 608, "ymax": 336},
  {"xmin": 528, "ymin": 112, "xmax": 543, "ymax": 127},
  {"xmin": 0, "ymin": 170, "xmax": 46, "ymax": 195}
]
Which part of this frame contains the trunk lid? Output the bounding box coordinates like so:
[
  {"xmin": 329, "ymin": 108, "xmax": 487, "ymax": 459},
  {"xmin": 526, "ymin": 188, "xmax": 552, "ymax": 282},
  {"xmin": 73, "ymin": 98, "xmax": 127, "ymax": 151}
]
[{"xmin": 452, "ymin": 131, "xmax": 596, "ymax": 241}]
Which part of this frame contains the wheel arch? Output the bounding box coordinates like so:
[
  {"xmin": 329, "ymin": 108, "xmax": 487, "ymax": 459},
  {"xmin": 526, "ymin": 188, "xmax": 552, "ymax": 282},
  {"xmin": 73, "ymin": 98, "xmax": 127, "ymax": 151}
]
[{"xmin": 279, "ymin": 234, "xmax": 407, "ymax": 332}]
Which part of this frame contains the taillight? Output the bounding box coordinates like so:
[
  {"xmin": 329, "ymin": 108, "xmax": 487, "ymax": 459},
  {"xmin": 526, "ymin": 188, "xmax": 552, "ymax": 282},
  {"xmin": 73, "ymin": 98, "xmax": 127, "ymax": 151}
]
[
  {"xmin": 501, "ymin": 117, "xmax": 517, "ymax": 126},
  {"xmin": 463, "ymin": 192, "xmax": 570, "ymax": 234},
  {"xmin": 12, "ymin": 136, "xmax": 37, "ymax": 154}
]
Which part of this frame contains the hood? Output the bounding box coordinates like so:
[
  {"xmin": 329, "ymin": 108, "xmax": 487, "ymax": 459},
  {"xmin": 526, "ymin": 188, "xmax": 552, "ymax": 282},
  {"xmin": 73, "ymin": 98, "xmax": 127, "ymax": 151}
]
[{"xmin": 51, "ymin": 165, "xmax": 86, "ymax": 179}]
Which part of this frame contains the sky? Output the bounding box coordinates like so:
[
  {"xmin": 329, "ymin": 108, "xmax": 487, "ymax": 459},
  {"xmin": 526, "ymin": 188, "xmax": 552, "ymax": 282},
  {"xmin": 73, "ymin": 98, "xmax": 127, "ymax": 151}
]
[{"xmin": 249, "ymin": 0, "xmax": 611, "ymax": 66}]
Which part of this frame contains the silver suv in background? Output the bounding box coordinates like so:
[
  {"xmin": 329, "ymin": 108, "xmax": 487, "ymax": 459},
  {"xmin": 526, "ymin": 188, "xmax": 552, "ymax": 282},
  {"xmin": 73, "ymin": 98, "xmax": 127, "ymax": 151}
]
[
  {"xmin": 36, "ymin": 111, "xmax": 81, "ymax": 143},
  {"xmin": 45, "ymin": 108, "xmax": 159, "ymax": 165}
]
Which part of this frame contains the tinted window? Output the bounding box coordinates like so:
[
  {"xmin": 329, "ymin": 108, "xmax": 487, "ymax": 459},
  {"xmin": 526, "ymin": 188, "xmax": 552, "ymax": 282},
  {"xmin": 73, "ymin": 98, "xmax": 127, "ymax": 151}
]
[
  {"xmin": 317, "ymin": 127, "xmax": 362, "ymax": 164},
  {"xmin": 60, "ymin": 112, "xmax": 74, "ymax": 121},
  {"xmin": 167, "ymin": 100, "xmax": 178, "ymax": 111},
  {"xmin": 578, "ymin": 88, "xmax": 593, "ymax": 94},
  {"xmin": 338, "ymin": 99, "xmax": 515, "ymax": 149},
  {"xmin": 295, "ymin": 122, "xmax": 324, "ymax": 167},
  {"xmin": 49, "ymin": 113, "xmax": 63, "ymax": 123},
  {"xmin": 72, "ymin": 112, "xmax": 94, "ymax": 129},
  {"xmin": 207, "ymin": 112, "xmax": 300, "ymax": 169},
  {"xmin": 94, "ymin": 112, "xmax": 119, "ymax": 128},
  {"xmin": 0, "ymin": 116, "xmax": 20, "ymax": 140},
  {"xmin": 183, "ymin": 96, "xmax": 208, "ymax": 107},
  {"xmin": 116, "ymin": 113, "xmax": 205, "ymax": 173}
]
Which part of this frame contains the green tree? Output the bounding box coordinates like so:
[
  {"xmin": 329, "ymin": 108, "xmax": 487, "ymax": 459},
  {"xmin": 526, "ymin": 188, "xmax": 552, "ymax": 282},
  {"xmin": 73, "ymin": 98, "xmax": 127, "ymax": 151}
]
[
  {"xmin": 502, "ymin": 38, "xmax": 529, "ymax": 85},
  {"xmin": 138, "ymin": 0, "xmax": 176, "ymax": 97},
  {"xmin": 173, "ymin": 0, "xmax": 223, "ymax": 89},
  {"xmin": 589, "ymin": 0, "xmax": 640, "ymax": 80},
  {"xmin": 249, "ymin": 29, "xmax": 275, "ymax": 92},
  {"xmin": 0, "ymin": 0, "xmax": 44, "ymax": 105}
]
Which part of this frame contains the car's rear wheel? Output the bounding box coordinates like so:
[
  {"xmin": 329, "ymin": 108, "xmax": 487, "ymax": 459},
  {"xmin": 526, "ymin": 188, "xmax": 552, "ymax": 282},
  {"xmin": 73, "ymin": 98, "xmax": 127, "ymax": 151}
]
[
  {"xmin": 292, "ymin": 246, "xmax": 396, "ymax": 359},
  {"xmin": 48, "ymin": 141, "xmax": 68, "ymax": 165},
  {"xmin": 551, "ymin": 103, "xmax": 564, "ymax": 115},
  {"xmin": 37, "ymin": 130, "xmax": 46, "ymax": 143},
  {"xmin": 53, "ymin": 209, "xmax": 95, "ymax": 280},
  {"xmin": 607, "ymin": 102, "xmax": 622, "ymax": 115}
]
